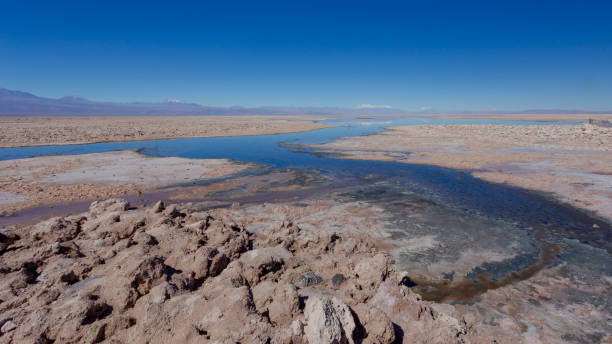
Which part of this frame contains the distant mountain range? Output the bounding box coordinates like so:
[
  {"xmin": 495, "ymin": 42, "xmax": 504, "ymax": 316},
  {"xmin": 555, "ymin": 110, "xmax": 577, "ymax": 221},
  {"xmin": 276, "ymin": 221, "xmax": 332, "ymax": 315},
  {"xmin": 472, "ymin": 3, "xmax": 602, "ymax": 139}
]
[
  {"xmin": 0, "ymin": 88, "xmax": 610, "ymax": 116},
  {"xmin": 0, "ymin": 88, "xmax": 401, "ymax": 116}
]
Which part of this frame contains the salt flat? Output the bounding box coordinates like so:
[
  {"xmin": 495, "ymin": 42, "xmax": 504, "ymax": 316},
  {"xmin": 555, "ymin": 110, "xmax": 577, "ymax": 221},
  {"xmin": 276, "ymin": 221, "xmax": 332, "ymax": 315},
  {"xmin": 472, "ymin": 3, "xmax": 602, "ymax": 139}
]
[
  {"xmin": 315, "ymin": 123, "xmax": 612, "ymax": 221},
  {"xmin": 0, "ymin": 151, "xmax": 249, "ymax": 215},
  {"xmin": 0, "ymin": 115, "xmax": 331, "ymax": 148}
]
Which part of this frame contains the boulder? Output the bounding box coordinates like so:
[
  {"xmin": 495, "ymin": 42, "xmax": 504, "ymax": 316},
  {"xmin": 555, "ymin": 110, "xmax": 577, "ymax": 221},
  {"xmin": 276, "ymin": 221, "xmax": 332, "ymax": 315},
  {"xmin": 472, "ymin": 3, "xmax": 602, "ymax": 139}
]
[
  {"xmin": 266, "ymin": 221, "xmax": 300, "ymax": 248},
  {"xmin": 151, "ymin": 200, "xmax": 165, "ymax": 213},
  {"xmin": 170, "ymin": 246, "xmax": 217, "ymax": 280},
  {"xmin": 131, "ymin": 231, "xmax": 157, "ymax": 246},
  {"xmin": 1, "ymin": 320, "xmax": 17, "ymax": 333},
  {"xmin": 355, "ymin": 253, "xmax": 391, "ymax": 285},
  {"xmin": 352, "ymin": 304, "xmax": 395, "ymax": 344},
  {"xmin": 31, "ymin": 217, "xmax": 82, "ymax": 243},
  {"xmin": 208, "ymin": 252, "xmax": 230, "ymax": 277},
  {"xmin": 237, "ymin": 247, "xmax": 294, "ymax": 285},
  {"xmin": 369, "ymin": 278, "xmax": 468, "ymax": 344},
  {"xmin": 163, "ymin": 204, "xmax": 184, "ymax": 218},
  {"xmin": 0, "ymin": 231, "xmax": 19, "ymax": 253},
  {"xmin": 304, "ymin": 296, "xmax": 356, "ymax": 344},
  {"xmin": 194, "ymin": 286, "xmax": 271, "ymax": 343},
  {"xmin": 268, "ymin": 283, "xmax": 300, "ymax": 326}
]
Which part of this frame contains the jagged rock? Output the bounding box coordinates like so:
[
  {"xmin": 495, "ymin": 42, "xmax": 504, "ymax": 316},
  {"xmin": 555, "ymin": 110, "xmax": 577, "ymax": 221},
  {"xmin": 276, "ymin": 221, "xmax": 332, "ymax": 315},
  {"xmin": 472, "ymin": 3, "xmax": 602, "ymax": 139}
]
[
  {"xmin": 84, "ymin": 323, "xmax": 106, "ymax": 344},
  {"xmin": 115, "ymin": 214, "xmax": 146, "ymax": 239},
  {"xmin": 352, "ymin": 304, "xmax": 395, "ymax": 344},
  {"xmin": 304, "ymin": 296, "xmax": 356, "ymax": 344},
  {"xmin": 170, "ymin": 246, "xmax": 217, "ymax": 279},
  {"xmin": 152, "ymin": 200, "xmax": 165, "ymax": 213},
  {"xmin": 268, "ymin": 282, "xmax": 301, "ymax": 325},
  {"xmin": 131, "ymin": 231, "xmax": 157, "ymax": 246},
  {"xmin": 31, "ymin": 217, "xmax": 82, "ymax": 243},
  {"xmin": 194, "ymin": 286, "xmax": 271, "ymax": 343},
  {"xmin": 149, "ymin": 282, "xmax": 172, "ymax": 303},
  {"xmin": 334, "ymin": 234, "xmax": 377, "ymax": 255},
  {"xmin": 291, "ymin": 318, "xmax": 306, "ymax": 338},
  {"xmin": 0, "ymin": 231, "xmax": 19, "ymax": 253},
  {"xmin": 225, "ymin": 232, "xmax": 249, "ymax": 258},
  {"xmin": 169, "ymin": 272, "xmax": 197, "ymax": 292},
  {"xmin": 0, "ymin": 235, "xmax": 6, "ymax": 253},
  {"xmin": 209, "ymin": 252, "xmax": 230, "ymax": 277},
  {"xmin": 253, "ymin": 280, "xmax": 276, "ymax": 311},
  {"xmin": 294, "ymin": 230, "xmax": 341, "ymax": 255},
  {"xmin": 163, "ymin": 204, "xmax": 184, "ymax": 218},
  {"xmin": 1, "ymin": 320, "xmax": 17, "ymax": 333},
  {"xmin": 89, "ymin": 198, "xmax": 129, "ymax": 217},
  {"xmin": 205, "ymin": 220, "xmax": 250, "ymax": 259},
  {"xmin": 103, "ymin": 315, "xmax": 135, "ymax": 340},
  {"xmin": 129, "ymin": 255, "xmax": 169, "ymax": 296},
  {"xmin": 237, "ymin": 247, "xmax": 293, "ymax": 285},
  {"xmin": 355, "ymin": 253, "xmax": 391, "ymax": 283},
  {"xmin": 0, "ymin": 199, "xmax": 507, "ymax": 343},
  {"xmin": 252, "ymin": 280, "xmax": 301, "ymax": 327},
  {"xmin": 370, "ymin": 278, "xmax": 468, "ymax": 343},
  {"xmin": 266, "ymin": 220, "xmax": 301, "ymax": 248}
]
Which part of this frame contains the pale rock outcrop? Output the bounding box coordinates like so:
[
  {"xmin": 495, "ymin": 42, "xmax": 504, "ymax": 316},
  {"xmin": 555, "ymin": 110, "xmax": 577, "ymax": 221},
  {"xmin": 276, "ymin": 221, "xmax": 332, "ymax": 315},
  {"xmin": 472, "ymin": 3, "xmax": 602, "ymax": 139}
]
[
  {"xmin": 370, "ymin": 277, "xmax": 468, "ymax": 344},
  {"xmin": 88, "ymin": 198, "xmax": 129, "ymax": 217},
  {"xmin": 352, "ymin": 303, "xmax": 396, "ymax": 344},
  {"xmin": 0, "ymin": 198, "xmax": 517, "ymax": 343},
  {"xmin": 304, "ymin": 296, "xmax": 356, "ymax": 344}
]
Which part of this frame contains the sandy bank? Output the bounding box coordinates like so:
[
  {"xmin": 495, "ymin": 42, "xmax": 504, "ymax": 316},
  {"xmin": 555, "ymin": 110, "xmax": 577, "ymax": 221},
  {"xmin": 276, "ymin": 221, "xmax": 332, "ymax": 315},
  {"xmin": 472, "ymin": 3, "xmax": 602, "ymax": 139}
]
[
  {"xmin": 0, "ymin": 116, "xmax": 331, "ymax": 148},
  {"xmin": 315, "ymin": 124, "xmax": 612, "ymax": 221},
  {"xmin": 0, "ymin": 151, "xmax": 249, "ymax": 215}
]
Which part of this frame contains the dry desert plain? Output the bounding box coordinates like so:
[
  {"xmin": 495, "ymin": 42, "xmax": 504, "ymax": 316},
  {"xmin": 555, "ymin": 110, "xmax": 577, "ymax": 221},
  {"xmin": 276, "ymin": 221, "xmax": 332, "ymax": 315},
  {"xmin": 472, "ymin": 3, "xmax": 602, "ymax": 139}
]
[{"xmin": 0, "ymin": 115, "xmax": 331, "ymax": 147}]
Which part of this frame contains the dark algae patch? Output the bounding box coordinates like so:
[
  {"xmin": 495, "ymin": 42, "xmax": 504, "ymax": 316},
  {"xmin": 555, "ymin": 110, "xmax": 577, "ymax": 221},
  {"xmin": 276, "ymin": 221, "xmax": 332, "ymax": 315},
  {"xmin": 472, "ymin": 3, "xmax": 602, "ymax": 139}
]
[{"xmin": 411, "ymin": 241, "xmax": 564, "ymax": 303}]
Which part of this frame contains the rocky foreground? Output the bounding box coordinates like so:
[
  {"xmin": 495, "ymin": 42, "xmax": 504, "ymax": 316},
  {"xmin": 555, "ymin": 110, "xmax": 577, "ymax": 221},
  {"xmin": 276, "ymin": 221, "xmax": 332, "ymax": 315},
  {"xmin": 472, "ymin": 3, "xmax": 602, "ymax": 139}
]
[{"xmin": 1, "ymin": 199, "xmax": 528, "ymax": 343}]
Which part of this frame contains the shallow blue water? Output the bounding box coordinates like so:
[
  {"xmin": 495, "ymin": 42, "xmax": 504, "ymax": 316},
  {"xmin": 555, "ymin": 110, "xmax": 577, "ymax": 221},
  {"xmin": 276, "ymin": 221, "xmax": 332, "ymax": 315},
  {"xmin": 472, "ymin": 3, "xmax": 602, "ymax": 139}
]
[{"xmin": 0, "ymin": 117, "xmax": 564, "ymax": 163}]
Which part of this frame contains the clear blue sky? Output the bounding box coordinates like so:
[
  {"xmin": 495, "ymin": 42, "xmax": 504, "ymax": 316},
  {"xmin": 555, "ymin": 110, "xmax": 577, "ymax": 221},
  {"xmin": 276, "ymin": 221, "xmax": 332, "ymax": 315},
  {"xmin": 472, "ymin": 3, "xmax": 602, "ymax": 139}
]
[{"xmin": 1, "ymin": 1, "xmax": 611, "ymax": 110}]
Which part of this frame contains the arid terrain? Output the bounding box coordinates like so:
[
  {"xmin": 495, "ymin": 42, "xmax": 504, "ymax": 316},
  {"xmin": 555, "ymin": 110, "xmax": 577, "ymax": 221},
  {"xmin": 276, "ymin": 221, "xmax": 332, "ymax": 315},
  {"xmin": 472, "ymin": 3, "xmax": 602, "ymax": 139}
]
[
  {"xmin": 3, "ymin": 0, "xmax": 611, "ymax": 342},
  {"xmin": 1, "ymin": 117, "xmax": 611, "ymax": 343},
  {"xmin": 315, "ymin": 123, "xmax": 612, "ymax": 221},
  {"xmin": 0, "ymin": 116, "xmax": 331, "ymax": 148},
  {"xmin": 0, "ymin": 151, "xmax": 250, "ymax": 216},
  {"xmin": 4, "ymin": 198, "xmax": 607, "ymax": 343},
  {"xmin": 433, "ymin": 114, "xmax": 612, "ymax": 122}
]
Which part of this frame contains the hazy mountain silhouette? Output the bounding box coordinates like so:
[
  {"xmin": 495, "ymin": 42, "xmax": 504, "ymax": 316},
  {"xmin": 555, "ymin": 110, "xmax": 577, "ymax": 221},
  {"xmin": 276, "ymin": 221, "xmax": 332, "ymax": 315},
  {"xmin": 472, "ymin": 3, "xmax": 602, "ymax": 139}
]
[
  {"xmin": 0, "ymin": 88, "xmax": 404, "ymax": 116},
  {"xmin": 0, "ymin": 88, "xmax": 609, "ymax": 116}
]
